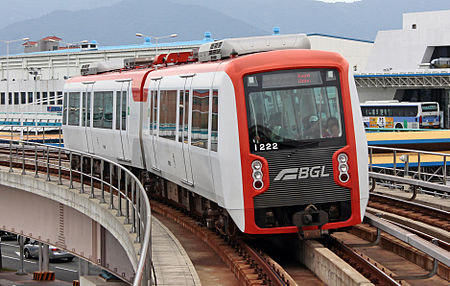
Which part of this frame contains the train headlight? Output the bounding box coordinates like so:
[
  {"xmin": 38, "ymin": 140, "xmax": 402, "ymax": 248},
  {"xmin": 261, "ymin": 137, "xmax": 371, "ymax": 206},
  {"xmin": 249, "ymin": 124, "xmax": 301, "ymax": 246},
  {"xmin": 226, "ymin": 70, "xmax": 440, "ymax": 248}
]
[
  {"xmin": 252, "ymin": 160, "xmax": 262, "ymax": 170},
  {"xmin": 338, "ymin": 153, "xmax": 348, "ymax": 164},
  {"xmin": 253, "ymin": 170, "xmax": 263, "ymax": 180},
  {"xmin": 337, "ymin": 153, "xmax": 349, "ymax": 183},
  {"xmin": 251, "ymin": 160, "xmax": 264, "ymax": 190},
  {"xmin": 339, "ymin": 164, "xmax": 348, "ymax": 173}
]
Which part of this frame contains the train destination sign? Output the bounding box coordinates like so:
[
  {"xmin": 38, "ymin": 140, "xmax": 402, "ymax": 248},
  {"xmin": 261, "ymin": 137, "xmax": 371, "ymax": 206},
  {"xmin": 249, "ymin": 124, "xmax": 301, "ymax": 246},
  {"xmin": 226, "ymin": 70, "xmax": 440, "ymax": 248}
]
[{"xmin": 262, "ymin": 70, "xmax": 323, "ymax": 89}]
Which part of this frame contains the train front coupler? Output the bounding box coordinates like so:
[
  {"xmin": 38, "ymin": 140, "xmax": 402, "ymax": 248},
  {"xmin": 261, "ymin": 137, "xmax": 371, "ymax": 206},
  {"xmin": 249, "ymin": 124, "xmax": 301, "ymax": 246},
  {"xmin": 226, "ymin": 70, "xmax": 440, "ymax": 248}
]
[{"xmin": 293, "ymin": 204, "xmax": 329, "ymax": 239}]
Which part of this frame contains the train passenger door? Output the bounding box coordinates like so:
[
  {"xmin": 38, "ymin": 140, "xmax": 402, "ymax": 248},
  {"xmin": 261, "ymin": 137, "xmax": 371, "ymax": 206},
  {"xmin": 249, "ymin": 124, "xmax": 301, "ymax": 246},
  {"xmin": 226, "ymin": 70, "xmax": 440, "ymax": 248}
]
[
  {"xmin": 179, "ymin": 74, "xmax": 195, "ymax": 186},
  {"xmin": 82, "ymin": 82, "xmax": 95, "ymax": 153},
  {"xmin": 149, "ymin": 78, "xmax": 161, "ymax": 172},
  {"xmin": 116, "ymin": 80, "xmax": 131, "ymax": 161}
]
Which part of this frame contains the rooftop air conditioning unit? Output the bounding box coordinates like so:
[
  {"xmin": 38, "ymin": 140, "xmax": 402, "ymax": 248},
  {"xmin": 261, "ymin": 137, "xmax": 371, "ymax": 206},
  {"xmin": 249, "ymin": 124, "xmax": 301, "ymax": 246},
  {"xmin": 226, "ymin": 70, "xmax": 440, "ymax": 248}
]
[{"xmin": 198, "ymin": 34, "xmax": 310, "ymax": 62}]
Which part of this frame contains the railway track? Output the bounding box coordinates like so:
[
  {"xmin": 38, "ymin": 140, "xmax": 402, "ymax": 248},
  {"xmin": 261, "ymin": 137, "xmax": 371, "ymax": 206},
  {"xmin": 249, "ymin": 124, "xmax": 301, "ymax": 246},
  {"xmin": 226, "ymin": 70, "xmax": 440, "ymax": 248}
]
[
  {"xmin": 340, "ymin": 224, "xmax": 449, "ymax": 285},
  {"xmin": 1, "ymin": 142, "xmax": 448, "ymax": 285},
  {"xmin": 368, "ymin": 193, "xmax": 449, "ymax": 231},
  {"xmin": 150, "ymin": 199, "xmax": 313, "ymax": 286},
  {"xmin": 0, "ymin": 144, "xmax": 305, "ymax": 285}
]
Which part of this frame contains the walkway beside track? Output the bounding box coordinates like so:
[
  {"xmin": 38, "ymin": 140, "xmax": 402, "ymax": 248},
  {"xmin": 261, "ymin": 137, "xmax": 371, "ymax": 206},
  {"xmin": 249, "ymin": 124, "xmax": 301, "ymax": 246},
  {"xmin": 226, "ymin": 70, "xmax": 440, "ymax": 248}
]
[
  {"xmin": 151, "ymin": 217, "xmax": 201, "ymax": 286},
  {"xmin": 0, "ymin": 139, "xmax": 200, "ymax": 285}
]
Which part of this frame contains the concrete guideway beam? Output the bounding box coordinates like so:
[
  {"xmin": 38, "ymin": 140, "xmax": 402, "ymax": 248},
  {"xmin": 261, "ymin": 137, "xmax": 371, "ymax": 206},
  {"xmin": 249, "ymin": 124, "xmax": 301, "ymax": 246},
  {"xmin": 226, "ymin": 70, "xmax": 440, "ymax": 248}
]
[{"xmin": 0, "ymin": 167, "xmax": 138, "ymax": 283}]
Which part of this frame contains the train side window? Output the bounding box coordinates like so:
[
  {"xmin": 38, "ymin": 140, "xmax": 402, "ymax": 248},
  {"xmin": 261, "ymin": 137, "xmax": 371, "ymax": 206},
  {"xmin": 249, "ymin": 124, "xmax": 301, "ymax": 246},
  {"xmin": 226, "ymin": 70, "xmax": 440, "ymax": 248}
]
[
  {"xmin": 191, "ymin": 89, "xmax": 209, "ymax": 149},
  {"xmin": 93, "ymin": 92, "xmax": 102, "ymax": 128},
  {"xmin": 63, "ymin": 92, "xmax": 67, "ymax": 125},
  {"xmin": 8, "ymin": 93, "xmax": 12, "ymax": 105},
  {"xmin": 211, "ymin": 89, "xmax": 218, "ymax": 152},
  {"xmin": 68, "ymin": 92, "xmax": 80, "ymax": 126},
  {"xmin": 159, "ymin": 90, "xmax": 177, "ymax": 140},
  {"xmin": 0, "ymin": 93, "xmax": 5, "ymax": 105},
  {"xmin": 116, "ymin": 91, "xmax": 127, "ymax": 130},
  {"xmin": 103, "ymin": 91, "xmax": 113, "ymax": 129},
  {"xmin": 93, "ymin": 91, "xmax": 113, "ymax": 129},
  {"xmin": 82, "ymin": 92, "xmax": 91, "ymax": 127},
  {"xmin": 149, "ymin": 90, "xmax": 157, "ymax": 133}
]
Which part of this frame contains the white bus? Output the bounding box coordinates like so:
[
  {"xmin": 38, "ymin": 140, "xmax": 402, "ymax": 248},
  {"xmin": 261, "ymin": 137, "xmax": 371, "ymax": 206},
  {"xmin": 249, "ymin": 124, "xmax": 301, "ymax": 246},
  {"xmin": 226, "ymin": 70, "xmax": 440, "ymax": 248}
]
[{"xmin": 361, "ymin": 101, "xmax": 440, "ymax": 129}]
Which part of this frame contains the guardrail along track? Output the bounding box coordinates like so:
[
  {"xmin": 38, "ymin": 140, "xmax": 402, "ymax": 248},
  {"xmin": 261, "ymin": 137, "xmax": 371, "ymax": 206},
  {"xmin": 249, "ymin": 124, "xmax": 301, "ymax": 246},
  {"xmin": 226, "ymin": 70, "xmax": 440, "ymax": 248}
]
[
  {"xmin": 0, "ymin": 140, "xmax": 151, "ymax": 286},
  {"xmin": 339, "ymin": 212, "xmax": 450, "ymax": 285}
]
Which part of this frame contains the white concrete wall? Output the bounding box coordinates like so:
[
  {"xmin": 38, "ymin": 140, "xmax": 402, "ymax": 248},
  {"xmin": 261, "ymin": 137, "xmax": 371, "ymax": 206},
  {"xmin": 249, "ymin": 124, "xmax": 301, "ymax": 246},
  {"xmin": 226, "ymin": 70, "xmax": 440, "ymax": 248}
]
[
  {"xmin": 357, "ymin": 87, "xmax": 397, "ymax": 103},
  {"xmin": 309, "ymin": 35, "xmax": 373, "ymax": 72},
  {"xmin": 365, "ymin": 10, "xmax": 450, "ymax": 72}
]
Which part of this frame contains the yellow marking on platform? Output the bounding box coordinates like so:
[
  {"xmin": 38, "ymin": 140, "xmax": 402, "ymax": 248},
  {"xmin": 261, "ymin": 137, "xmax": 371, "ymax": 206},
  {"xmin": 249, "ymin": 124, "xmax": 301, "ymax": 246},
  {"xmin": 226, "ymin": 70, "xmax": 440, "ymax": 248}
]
[
  {"xmin": 366, "ymin": 130, "xmax": 450, "ymax": 142},
  {"xmin": 0, "ymin": 132, "xmax": 62, "ymax": 141}
]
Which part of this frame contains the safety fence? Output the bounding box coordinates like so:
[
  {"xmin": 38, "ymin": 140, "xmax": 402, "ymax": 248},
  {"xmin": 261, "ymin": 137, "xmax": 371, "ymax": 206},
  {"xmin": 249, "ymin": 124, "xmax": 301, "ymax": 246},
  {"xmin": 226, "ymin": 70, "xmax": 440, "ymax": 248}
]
[{"xmin": 0, "ymin": 139, "xmax": 151, "ymax": 286}]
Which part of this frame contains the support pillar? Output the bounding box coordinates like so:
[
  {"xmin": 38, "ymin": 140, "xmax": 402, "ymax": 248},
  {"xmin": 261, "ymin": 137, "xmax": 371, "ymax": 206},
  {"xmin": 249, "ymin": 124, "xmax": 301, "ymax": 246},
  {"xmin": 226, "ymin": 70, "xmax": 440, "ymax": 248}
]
[
  {"xmin": 16, "ymin": 236, "xmax": 26, "ymax": 275},
  {"xmin": 42, "ymin": 244, "xmax": 49, "ymax": 272},
  {"xmin": 33, "ymin": 243, "xmax": 54, "ymax": 281},
  {"xmin": 78, "ymin": 258, "xmax": 90, "ymax": 277}
]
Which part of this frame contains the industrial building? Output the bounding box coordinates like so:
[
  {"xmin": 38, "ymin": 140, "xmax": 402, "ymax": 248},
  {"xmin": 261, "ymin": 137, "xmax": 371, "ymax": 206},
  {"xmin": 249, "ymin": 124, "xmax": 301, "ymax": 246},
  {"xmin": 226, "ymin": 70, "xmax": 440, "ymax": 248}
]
[{"xmin": 356, "ymin": 9, "xmax": 450, "ymax": 128}]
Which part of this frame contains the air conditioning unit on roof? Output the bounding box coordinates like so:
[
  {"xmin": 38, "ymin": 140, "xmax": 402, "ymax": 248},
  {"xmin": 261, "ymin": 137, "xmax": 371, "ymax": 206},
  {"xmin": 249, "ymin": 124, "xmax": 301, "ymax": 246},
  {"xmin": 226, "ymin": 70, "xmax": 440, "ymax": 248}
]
[{"xmin": 198, "ymin": 34, "xmax": 310, "ymax": 62}]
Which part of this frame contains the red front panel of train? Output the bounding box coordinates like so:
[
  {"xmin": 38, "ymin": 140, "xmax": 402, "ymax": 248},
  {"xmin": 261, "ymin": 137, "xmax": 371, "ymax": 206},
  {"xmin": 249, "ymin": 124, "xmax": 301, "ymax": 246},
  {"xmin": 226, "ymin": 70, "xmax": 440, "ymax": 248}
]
[{"xmin": 227, "ymin": 50, "xmax": 362, "ymax": 234}]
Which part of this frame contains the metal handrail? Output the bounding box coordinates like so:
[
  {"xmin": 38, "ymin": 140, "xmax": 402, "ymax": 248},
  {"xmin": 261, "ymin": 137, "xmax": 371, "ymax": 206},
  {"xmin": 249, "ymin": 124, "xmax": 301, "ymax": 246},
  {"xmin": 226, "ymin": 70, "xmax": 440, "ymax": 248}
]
[
  {"xmin": 0, "ymin": 139, "xmax": 151, "ymax": 285},
  {"xmin": 368, "ymin": 146, "xmax": 450, "ymax": 198}
]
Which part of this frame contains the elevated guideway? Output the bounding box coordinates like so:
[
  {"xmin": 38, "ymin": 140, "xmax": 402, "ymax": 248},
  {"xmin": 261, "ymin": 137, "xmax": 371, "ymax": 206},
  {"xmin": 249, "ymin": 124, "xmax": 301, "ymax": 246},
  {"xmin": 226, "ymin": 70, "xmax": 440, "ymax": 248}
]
[{"xmin": 0, "ymin": 139, "xmax": 152, "ymax": 285}]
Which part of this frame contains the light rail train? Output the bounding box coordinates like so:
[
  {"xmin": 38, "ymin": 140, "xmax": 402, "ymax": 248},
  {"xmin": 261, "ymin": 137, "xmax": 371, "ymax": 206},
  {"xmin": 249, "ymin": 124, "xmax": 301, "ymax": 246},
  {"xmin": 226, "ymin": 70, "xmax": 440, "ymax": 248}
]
[{"xmin": 63, "ymin": 34, "xmax": 369, "ymax": 237}]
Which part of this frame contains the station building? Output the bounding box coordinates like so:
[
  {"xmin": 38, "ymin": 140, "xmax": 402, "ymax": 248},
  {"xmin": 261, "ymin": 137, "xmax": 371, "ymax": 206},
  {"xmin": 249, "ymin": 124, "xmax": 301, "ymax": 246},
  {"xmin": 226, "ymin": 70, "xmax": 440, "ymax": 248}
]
[
  {"xmin": 0, "ymin": 30, "xmax": 373, "ymax": 128},
  {"xmin": 356, "ymin": 9, "xmax": 450, "ymax": 128},
  {"xmin": 0, "ymin": 34, "xmax": 212, "ymax": 126}
]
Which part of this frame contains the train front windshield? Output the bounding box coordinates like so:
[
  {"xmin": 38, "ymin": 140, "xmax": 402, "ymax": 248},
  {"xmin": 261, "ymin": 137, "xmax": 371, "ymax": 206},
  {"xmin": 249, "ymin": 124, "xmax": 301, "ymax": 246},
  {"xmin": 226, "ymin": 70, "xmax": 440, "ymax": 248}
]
[{"xmin": 245, "ymin": 69, "xmax": 346, "ymax": 152}]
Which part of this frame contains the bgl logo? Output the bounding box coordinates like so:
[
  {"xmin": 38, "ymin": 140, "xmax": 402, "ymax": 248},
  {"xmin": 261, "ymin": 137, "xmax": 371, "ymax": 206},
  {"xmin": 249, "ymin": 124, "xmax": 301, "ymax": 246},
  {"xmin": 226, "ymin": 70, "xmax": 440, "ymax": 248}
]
[{"xmin": 274, "ymin": 166, "xmax": 329, "ymax": 181}]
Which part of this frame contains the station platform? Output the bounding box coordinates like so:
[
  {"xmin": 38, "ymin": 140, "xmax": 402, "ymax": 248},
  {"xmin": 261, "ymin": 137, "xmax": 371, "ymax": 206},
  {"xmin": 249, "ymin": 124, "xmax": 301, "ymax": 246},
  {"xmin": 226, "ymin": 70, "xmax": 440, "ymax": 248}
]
[
  {"xmin": 367, "ymin": 129, "xmax": 450, "ymax": 151},
  {"xmin": 370, "ymin": 149, "xmax": 450, "ymax": 168}
]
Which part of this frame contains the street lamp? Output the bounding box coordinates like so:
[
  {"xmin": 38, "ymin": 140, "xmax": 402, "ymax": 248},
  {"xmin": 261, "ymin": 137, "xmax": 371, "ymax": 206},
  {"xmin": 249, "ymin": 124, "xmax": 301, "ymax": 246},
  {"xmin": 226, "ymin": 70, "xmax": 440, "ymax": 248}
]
[
  {"xmin": 135, "ymin": 33, "xmax": 177, "ymax": 54},
  {"xmin": 1, "ymin": 37, "xmax": 29, "ymax": 113}
]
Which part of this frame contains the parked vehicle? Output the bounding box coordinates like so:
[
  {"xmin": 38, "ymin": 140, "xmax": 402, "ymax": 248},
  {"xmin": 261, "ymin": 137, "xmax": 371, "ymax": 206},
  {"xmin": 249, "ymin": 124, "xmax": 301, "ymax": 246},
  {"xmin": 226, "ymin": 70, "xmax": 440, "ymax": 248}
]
[
  {"xmin": 0, "ymin": 231, "xmax": 17, "ymax": 241},
  {"xmin": 24, "ymin": 240, "xmax": 74, "ymax": 262}
]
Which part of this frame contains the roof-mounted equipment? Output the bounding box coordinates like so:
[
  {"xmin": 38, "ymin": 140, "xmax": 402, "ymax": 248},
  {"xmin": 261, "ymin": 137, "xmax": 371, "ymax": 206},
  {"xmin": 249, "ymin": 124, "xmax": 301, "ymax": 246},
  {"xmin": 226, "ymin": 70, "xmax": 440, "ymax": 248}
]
[
  {"xmin": 81, "ymin": 60, "xmax": 124, "ymax": 76},
  {"xmin": 124, "ymin": 57, "xmax": 154, "ymax": 69},
  {"xmin": 198, "ymin": 34, "xmax": 310, "ymax": 62}
]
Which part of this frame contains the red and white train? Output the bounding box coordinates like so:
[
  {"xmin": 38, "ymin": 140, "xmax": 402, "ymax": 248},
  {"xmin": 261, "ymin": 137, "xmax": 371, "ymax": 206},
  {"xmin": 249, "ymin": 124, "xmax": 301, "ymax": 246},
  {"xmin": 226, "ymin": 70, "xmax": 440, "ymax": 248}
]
[{"xmin": 63, "ymin": 34, "xmax": 368, "ymax": 237}]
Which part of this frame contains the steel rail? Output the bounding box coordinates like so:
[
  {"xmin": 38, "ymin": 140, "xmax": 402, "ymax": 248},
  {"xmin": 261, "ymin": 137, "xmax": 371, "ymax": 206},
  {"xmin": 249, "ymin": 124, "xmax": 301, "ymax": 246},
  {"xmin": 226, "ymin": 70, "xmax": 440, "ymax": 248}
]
[
  {"xmin": 239, "ymin": 241, "xmax": 290, "ymax": 286},
  {"xmin": 0, "ymin": 139, "xmax": 152, "ymax": 286},
  {"xmin": 323, "ymin": 235, "xmax": 402, "ymax": 286},
  {"xmin": 369, "ymin": 192, "xmax": 450, "ymax": 221}
]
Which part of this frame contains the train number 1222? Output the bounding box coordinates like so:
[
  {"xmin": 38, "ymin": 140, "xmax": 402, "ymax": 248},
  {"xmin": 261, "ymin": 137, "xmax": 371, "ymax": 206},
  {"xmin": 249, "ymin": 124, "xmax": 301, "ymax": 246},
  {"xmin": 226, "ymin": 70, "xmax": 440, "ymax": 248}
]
[{"xmin": 254, "ymin": 143, "xmax": 278, "ymax": 151}]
